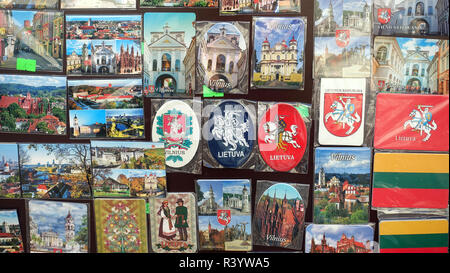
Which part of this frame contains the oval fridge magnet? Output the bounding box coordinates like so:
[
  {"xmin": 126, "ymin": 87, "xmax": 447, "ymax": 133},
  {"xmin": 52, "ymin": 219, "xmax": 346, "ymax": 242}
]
[
  {"xmin": 206, "ymin": 100, "xmax": 256, "ymax": 168},
  {"xmin": 258, "ymin": 103, "xmax": 308, "ymax": 172},
  {"xmin": 152, "ymin": 100, "xmax": 200, "ymax": 169}
]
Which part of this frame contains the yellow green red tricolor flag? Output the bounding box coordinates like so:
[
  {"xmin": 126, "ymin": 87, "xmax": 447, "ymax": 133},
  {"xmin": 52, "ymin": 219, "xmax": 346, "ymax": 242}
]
[
  {"xmin": 372, "ymin": 153, "xmax": 449, "ymax": 209},
  {"xmin": 379, "ymin": 219, "xmax": 448, "ymax": 253}
]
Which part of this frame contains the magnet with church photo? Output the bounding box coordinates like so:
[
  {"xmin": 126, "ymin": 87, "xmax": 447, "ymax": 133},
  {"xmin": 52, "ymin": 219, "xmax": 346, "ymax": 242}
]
[
  {"xmin": 313, "ymin": 0, "xmax": 372, "ymax": 78},
  {"xmin": 373, "ymin": 0, "xmax": 449, "ymax": 37},
  {"xmin": 61, "ymin": 0, "xmax": 137, "ymax": 9},
  {"xmin": 219, "ymin": 0, "xmax": 301, "ymax": 15},
  {"xmin": 0, "ymin": 209, "xmax": 24, "ymax": 253},
  {"xmin": 149, "ymin": 192, "xmax": 198, "ymax": 253},
  {"xmin": 66, "ymin": 14, "xmax": 142, "ymax": 76},
  {"xmin": 251, "ymin": 16, "xmax": 306, "ymax": 90},
  {"xmin": 196, "ymin": 179, "xmax": 252, "ymax": 252},
  {"xmin": 202, "ymin": 99, "xmax": 257, "ymax": 169},
  {"xmin": 256, "ymin": 101, "xmax": 310, "ymax": 174},
  {"xmin": 0, "ymin": 143, "xmax": 20, "ymax": 198},
  {"xmin": 253, "ymin": 181, "xmax": 309, "ymax": 251},
  {"xmin": 195, "ymin": 21, "xmax": 250, "ymax": 95},
  {"xmin": 151, "ymin": 99, "xmax": 202, "ymax": 174},
  {"xmin": 143, "ymin": 12, "xmax": 196, "ymax": 98},
  {"xmin": 90, "ymin": 141, "xmax": 167, "ymax": 198}
]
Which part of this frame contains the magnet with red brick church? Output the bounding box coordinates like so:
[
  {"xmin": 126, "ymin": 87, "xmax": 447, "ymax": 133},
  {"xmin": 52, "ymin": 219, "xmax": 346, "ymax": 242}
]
[
  {"xmin": 257, "ymin": 102, "xmax": 310, "ymax": 173},
  {"xmin": 68, "ymin": 79, "xmax": 144, "ymax": 139},
  {"xmin": 66, "ymin": 15, "xmax": 142, "ymax": 76},
  {"xmin": 0, "ymin": 74, "xmax": 67, "ymax": 136},
  {"xmin": 251, "ymin": 17, "xmax": 306, "ymax": 90},
  {"xmin": 305, "ymin": 224, "xmax": 374, "ymax": 253},
  {"xmin": 253, "ymin": 181, "xmax": 309, "ymax": 251},
  {"xmin": 196, "ymin": 179, "xmax": 252, "ymax": 251},
  {"xmin": 313, "ymin": 147, "xmax": 371, "ymax": 224}
]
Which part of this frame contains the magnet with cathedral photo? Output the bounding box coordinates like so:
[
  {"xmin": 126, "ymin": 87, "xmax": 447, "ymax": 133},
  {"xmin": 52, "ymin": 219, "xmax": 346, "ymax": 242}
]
[
  {"xmin": 0, "ymin": 209, "xmax": 24, "ymax": 253},
  {"xmin": 251, "ymin": 16, "xmax": 306, "ymax": 90},
  {"xmin": 219, "ymin": 0, "xmax": 301, "ymax": 15},
  {"xmin": 61, "ymin": 0, "xmax": 136, "ymax": 9},
  {"xmin": 196, "ymin": 179, "xmax": 252, "ymax": 252},
  {"xmin": 143, "ymin": 12, "xmax": 196, "ymax": 98},
  {"xmin": 318, "ymin": 78, "xmax": 366, "ymax": 146},
  {"xmin": 151, "ymin": 99, "xmax": 202, "ymax": 174},
  {"xmin": 373, "ymin": 0, "xmax": 448, "ymax": 37},
  {"xmin": 195, "ymin": 21, "xmax": 250, "ymax": 95},
  {"xmin": 313, "ymin": 0, "xmax": 372, "ymax": 78},
  {"xmin": 149, "ymin": 192, "xmax": 198, "ymax": 253},
  {"xmin": 66, "ymin": 14, "xmax": 142, "ymax": 76},
  {"xmin": 253, "ymin": 181, "xmax": 309, "ymax": 251},
  {"xmin": 202, "ymin": 99, "xmax": 257, "ymax": 169},
  {"xmin": 257, "ymin": 102, "xmax": 310, "ymax": 173}
]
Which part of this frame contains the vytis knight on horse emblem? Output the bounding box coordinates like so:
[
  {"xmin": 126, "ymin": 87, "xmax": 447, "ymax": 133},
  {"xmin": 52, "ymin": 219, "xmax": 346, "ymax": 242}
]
[
  {"xmin": 263, "ymin": 116, "xmax": 301, "ymax": 151},
  {"xmin": 403, "ymin": 105, "xmax": 437, "ymax": 141},
  {"xmin": 212, "ymin": 109, "xmax": 250, "ymax": 151},
  {"xmin": 325, "ymin": 96, "xmax": 361, "ymax": 135}
]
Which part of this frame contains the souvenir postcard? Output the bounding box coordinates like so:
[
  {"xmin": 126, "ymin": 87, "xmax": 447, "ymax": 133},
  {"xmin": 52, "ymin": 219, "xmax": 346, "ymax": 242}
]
[
  {"xmin": 196, "ymin": 179, "xmax": 252, "ymax": 251},
  {"xmin": 379, "ymin": 218, "xmax": 448, "ymax": 253},
  {"xmin": 373, "ymin": 37, "xmax": 446, "ymax": 94},
  {"xmin": 313, "ymin": 0, "xmax": 372, "ymax": 78},
  {"xmin": 140, "ymin": 0, "xmax": 218, "ymax": 7},
  {"xmin": 151, "ymin": 99, "xmax": 202, "ymax": 173},
  {"xmin": 91, "ymin": 141, "xmax": 166, "ymax": 198},
  {"xmin": 372, "ymin": 152, "xmax": 449, "ymax": 209},
  {"xmin": 68, "ymin": 79, "xmax": 144, "ymax": 139},
  {"xmin": 28, "ymin": 200, "xmax": 89, "ymax": 253},
  {"xmin": 220, "ymin": 0, "xmax": 300, "ymax": 14},
  {"xmin": 0, "ymin": 0, "xmax": 58, "ymax": 9},
  {"xmin": 19, "ymin": 143, "xmax": 92, "ymax": 199},
  {"xmin": 0, "ymin": 75, "xmax": 67, "ymax": 136},
  {"xmin": 374, "ymin": 0, "xmax": 448, "ymax": 37},
  {"xmin": 149, "ymin": 193, "xmax": 198, "ymax": 253},
  {"xmin": 314, "ymin": 147, "xmax": 371, "ymax": 224},
  {"xmin": 0, "ymin": 143, "xmax": 20, "ymax": 198},
  {"xmin": 0, "ymin": 209, "xmax": 24, "ymax": 253},
  {"xmin": 253, "ymin": 181, "xmax": 309, "ymax": 250},
  {"xmin": 373, "ymin": 93, "xmax": 449, "ymax": 151},
  {"xmin": 95, "ymin": 198, "xmax": 148, "ymax": 253},
  {"xmin": 203, "ymin": 99, "xmax": 257, "ymax": 169},
  {"xmin": 0, "ymin": 10, "xmax": 63, "ymax": 72},
  {"xmin": 196, "ymin": 21, "xmax": 250, "ymax": 95},
  {"xmin": 305, "ymin": 224, "xmax": 374, "ymax": 253},
  {"xmin": 251, "ymin": 17, "xmax": 306, "ymax": 90},
  {"xmin": 66, "ymin": 15, "xmax": 142, "ymax": 76},
  {"xmin": 257, "ymin": 102, "xmax": 310, "ymax": 173},
  {"xmin": 61, "ymin": 0, "xmax": 137, "ymax": 9},
  {"xmin": 318, "ymin": 78, "xmax": 366, "ymax": 146},
  {"xmin": 143, "ymin": 12, "xmax": 196, "ymax": 98}
]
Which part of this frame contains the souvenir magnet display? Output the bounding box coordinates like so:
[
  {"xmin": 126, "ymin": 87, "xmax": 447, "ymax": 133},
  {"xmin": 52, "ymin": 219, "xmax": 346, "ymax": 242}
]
[
  {"xmin": 68, "ymin": 79, "xmax": 144, "ymax": 139},
  {"xmin": 91, "ymin": 141, "xmax": 166, "ymax": 198},
  {"xmin": 149, "ymin": 192, "xmax": 198, "ymax": 253},
  {"xmin": 203, "ymin": 100, "xmax": 257, "ymax": 169},
  {"xmin": 305, "ymin": 224, "xmax": 374, "ymax": 253},
  {"xmin": 318, "ymin": 78, "xmax": 366, "ymax": 146},
  {"xmin": 196, "ymin": 179, "xmax": 252, "ymax": 251},
  {"xmin": 0, "ymin": 143, "xmax": 20, "ymax": 198},
  {"xmin": 372, "ymin": 152, "xmax": 449, "ymax": 209},
  {"xmin": 372, "ymin": 37, "xmax": 445, "ymax": 93},
  {"xmin": 313, "ymin": 0, "xmax": 372, "ymax": 78},
  {"xmin": 196, "ymin": 21, "xmax": 250, "ymax": 95},
  {"xmin": 143, "ymin": 12, "xmax": 196, "ymax": 98},
  {"xmin": 374, "ymin": 93, "xmax": 449, "ymax": 151},
  {"xmin": 257, "ymin": 102, "xmax": 310, "ymax": 173},
  {"xmin": 251, "ymin": 16, "xmax": 306, "ymax": 90},
  {"xmin": 373, "ymin": 0, "xmax": 449, "ymax": 37},
  {"xmin": 66, "ymin": 14, "xmax": 142, "ymax": 76},
  {"xmin": 19, "ymin": 143, "xmax": 92, "ymax": 199},
  {"xmin": 28, "ymin": 200, "xmax": 89, "ymax": 253},
  {"xmin": 313, "ymin": 147, "xmax": 371, "ymax": 224},
  {"xmin": 253, "ymin": 181, "xmax": 309, "ymax": 250},
  {"xmin": 0, "ymin": 10, "xmax": 63, "ymax": 72},
  {"xmin": 151, "ymin": 99, "xmax": 201, "ymax": 174},
  {"xmin": 94, "ymin": 198, "xmax": 148, "ymax": 253}
]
